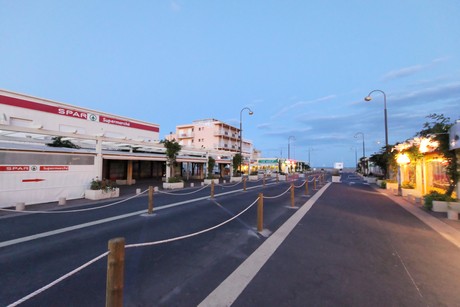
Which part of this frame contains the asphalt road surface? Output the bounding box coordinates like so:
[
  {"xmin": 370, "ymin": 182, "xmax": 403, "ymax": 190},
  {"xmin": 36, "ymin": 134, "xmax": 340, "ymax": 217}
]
[{"xmin": 1, "ymin": 173, "xmax": 460, "ymax": 306}]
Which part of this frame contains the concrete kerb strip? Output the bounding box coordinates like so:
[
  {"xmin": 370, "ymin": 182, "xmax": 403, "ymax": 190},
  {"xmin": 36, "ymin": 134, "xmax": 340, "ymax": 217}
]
[
  {"xmin": 378, "ymin": 190, "xmax": 460, "ymax": 249},
  {"xmin": 198, "ymin": 182, "xmax": 332, "ymax": 307}
]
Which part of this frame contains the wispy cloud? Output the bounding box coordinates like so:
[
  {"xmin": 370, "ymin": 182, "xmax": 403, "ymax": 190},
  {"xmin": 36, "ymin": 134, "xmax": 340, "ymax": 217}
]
[
  {"xmin": 170, "ymin": 1, "xmax": 181, "ymax": 11},
  {"xmin": 270, "ymin": 95, "xmax": 336, "ymax": 119},
  {"xmin": 381, "ymin": 57, "xmax": 449, "ymax": 82},
  {"xmin": 393, "ymin": 82, "xmax": 460, "ymax": 104}
]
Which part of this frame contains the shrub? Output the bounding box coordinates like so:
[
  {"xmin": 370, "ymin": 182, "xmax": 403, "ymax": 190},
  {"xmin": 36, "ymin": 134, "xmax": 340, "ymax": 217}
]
[
  {"xmin": 90, "ymin": 177, "xmax": 116, "ymax": 192},
  {"xmin": 401, "ymin": 181, "xmax": 415, "ymax": 189},
  {"xmin": 167, "ymin": 176, "xmax": 183, "ymax": 183},
  {"xmin": 380, "ymin": 181, "xmax": 387, "ymax": 189},
  {"xmin": 423, "ymin": 190, "xmax": 455, "ymax": 210}
]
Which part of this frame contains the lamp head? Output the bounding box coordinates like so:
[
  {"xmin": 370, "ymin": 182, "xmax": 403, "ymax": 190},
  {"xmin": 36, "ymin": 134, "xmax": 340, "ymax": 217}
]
[
  {"xmin": 364, "ymin": 96, "xmax": 372, "ymax": 102},
  {"xmin": 249, "ymin": 111, "xmax": 254, "ymax": 115}
]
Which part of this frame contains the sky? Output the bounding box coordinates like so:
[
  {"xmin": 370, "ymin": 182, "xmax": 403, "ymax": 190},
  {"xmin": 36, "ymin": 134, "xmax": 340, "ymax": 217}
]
[{"xmin": 1, "ymin": 1, "xmax": 459, "ymax": 168}]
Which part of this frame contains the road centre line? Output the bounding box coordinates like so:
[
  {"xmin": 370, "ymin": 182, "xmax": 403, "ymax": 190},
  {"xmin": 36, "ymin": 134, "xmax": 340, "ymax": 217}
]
[
  {"xmin": 0, "ymin": 181, "xmax": 281, "ymax": 249},
  {"xmin": 198, "ymin": 182, "xmax": 332, "ymax": 307}
]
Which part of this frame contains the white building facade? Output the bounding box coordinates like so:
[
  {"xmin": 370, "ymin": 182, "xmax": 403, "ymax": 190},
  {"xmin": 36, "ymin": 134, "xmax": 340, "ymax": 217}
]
[{"xmin": 0, "ymin": 89, "xmax": 207, "ymax": 208}]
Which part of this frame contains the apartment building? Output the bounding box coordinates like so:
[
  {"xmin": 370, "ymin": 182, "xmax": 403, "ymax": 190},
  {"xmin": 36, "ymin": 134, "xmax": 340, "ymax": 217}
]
[{"xmin": 173, "ymin": 119, "xmax": 254, "ymax": 158}]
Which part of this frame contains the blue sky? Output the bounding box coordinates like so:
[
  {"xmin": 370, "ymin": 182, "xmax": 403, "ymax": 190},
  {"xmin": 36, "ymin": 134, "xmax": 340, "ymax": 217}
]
[{"xmin": 1, "ymin": 1, "xmax": 459, "ymax": 168}]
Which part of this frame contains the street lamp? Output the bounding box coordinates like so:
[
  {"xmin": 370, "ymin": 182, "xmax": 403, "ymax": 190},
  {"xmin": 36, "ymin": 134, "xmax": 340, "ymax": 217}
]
[
  {"xmin": 364, "ymin": 89, "xmax": 388, "ymax": 178},
  {"xmin": 288, "ymin": 136, "xmax": 295, "ymax": 160},
  {"xmin": 354, "ymin": 132, "xmax": 366, "ymax": 174},
  {"xmin": 239, "ymin": 107, "xmax": 254, "ymax": 176}
]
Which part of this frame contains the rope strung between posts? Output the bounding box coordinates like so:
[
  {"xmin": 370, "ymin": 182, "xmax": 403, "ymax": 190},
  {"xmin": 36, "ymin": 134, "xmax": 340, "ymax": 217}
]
[
  {"xmin": 157, "ymin": 184, "xmax": 210, "ymax": 195},
  {"xmin": 293, "ymin": 179, "xmax": 307, "ymax": 188},
  {"xmin": 6, "ymin": 251, "xmax": 109, "ymax": 307},
  {"xmin": 5, "ymin": 196, "xmax": 260, "ymax": 306},
  {"xmin": 262, "ymin": 185, "xmax": 292, "ymax": 199},
  {"xmin": 126, "ymin": 197, "xmax": 259, "ymax": 248},
  {"xmin": 215, "ymin": 180, "xmax": 242, "ymax": 188},
  {"xmin": 0, "ymin": 190, "xmax": 149, "ymax": 214}
]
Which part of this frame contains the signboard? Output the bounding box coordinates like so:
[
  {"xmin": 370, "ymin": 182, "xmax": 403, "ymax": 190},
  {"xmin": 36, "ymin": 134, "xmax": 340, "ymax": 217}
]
[
  {"xmin": 0, "ymin": 165, "xmax": 69, "ymax": 172},
  {"xmin": 334, "ymin": 162, "xmax": 344, "ymax": 169},
  {"xmin": 449, "ymin": 122, "xmax": 460, "ymax": 150},
  {"xmin": 0, "ymin": 94, "xmax": 159, "ymax": 132}
]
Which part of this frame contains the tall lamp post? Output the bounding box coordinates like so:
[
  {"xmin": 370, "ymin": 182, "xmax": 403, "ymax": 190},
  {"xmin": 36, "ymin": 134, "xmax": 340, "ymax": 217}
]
[
  {"xmin": 364, "ymin": 89, "xmax": 389, "ymax": 178},
  {"xmin": 354, "ymin": 132, "xmax": 366, "ymax": 174},
  {"xmin": 288, "ymin": 136, "xmax": 295, "ymax": 160},
  {"xmin": 239, "ymin": 107, "xmax": 254, "ymax": 176}
]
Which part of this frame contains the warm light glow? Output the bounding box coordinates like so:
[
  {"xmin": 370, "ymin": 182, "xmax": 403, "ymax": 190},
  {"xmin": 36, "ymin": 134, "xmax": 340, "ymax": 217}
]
[
  {"xmin": 418, "ymin": 137, "xmax": 439, "ymax": 153},
  {"xmin": 396, "ymin": 153, "xmax": 411, "ymax": 165}
]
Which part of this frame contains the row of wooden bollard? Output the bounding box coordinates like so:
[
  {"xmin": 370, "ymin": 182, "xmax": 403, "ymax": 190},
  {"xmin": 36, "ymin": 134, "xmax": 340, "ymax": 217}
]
[
  {"xmin": 108, "ymin": 175, "xmax": 325, "ymax": 305},
  {"xmin": 146, "ymin": 174, "xmax": 325, "ymax": 215}
]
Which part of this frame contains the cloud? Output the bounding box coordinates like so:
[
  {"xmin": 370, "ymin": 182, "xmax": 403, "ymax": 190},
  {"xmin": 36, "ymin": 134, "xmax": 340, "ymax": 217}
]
[
  {"xmin": 270, "ymin": 95, "xmax": 336, "ymax": 119},
  {"xmin": 381, "ymin": 57, "xmax": 449, "ymax": 82},
  {"xmin": 170, "ymin": 1, "xmax": 181, "ymax": 11},
  {"xmin": 257, "ymin": 123, "xmax": 271, "ymax": 130},
  {"xmin": 382, "ymin": 65, "xmax": 425, "ymax": 82},
  {"xmin": 392, "ymin": 82, "xmax": 460, "ymax": 104}
]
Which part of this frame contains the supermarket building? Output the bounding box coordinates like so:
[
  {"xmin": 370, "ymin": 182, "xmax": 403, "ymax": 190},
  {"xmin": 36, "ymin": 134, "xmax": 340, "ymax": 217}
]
[{"xmin": 0, "ymin": 89, "xmax": 208, "ymax": 208}]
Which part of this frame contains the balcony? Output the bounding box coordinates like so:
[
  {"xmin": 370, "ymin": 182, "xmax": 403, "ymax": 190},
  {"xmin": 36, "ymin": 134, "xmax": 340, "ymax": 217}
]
[{"xmin": 178, "ymin": 132, "xmax": 194, "ymax": 138}]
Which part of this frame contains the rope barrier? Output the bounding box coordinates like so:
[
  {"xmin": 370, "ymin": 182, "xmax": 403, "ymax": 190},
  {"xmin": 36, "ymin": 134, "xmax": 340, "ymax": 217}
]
[
  {"xmin": 6, "ymin": 252, "xmax": 109, "ymax": 307},
  {"xmin": 215, "ymin": 180, "xmax": 242, "ymax": 188},
  {"xmin": 156, "ymin": 184, "xmax": 210, "ymax": 195},
  {"xmin": 262, "ymin": 185, "xmax": 292, "ymax": 199},
  {"xmin": 6, "ymin": 195, "xmax": 260, "ymax": 306},
  {"xmin": 126, "ymin": 197, "xmax": 259, "ymax": 248},
  {"xmin": 0, "ymin": 190, "xmax": 149, "ymax": 214},
  {"xmin": 293, "ymin": 180, "xmax": 307, "ymax": 188}
]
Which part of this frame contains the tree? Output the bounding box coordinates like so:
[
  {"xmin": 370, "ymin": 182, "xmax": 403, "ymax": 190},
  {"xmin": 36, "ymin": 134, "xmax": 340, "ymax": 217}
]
[
  {"xmin": 232, "ymin": 154, "xmax": 242, "ymax": 176},
  {"xmin": 161, "ymin": 139, "xmax": 182, "ymax": 179},
  {"xmin": 207, "ymin": 156, "xmax": 216, "ymax": 178},
  {"xmin": 415, "ymin": 113, "xmax": 458, "ymax": 196},
  {"xmin": 369, "ymin": 146, "xmax": 395, "ymax": 179},
  {"xmin": 47, "ymin": 136, "xmax": 80, "ymax": 149}
]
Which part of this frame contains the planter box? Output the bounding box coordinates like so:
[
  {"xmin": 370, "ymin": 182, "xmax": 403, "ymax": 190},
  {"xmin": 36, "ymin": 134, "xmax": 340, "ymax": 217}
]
[
  {"xmin": 85, "ymin": 188, "xmax": 120, "ymax": 200},
  {"xmin": 332, "ymin": 175, "xmax": 341, "ymax": 183},
  {"xmin": 203, "ymin": 179, "xmax": 217, "ymax": 185},
  {"xmin": 432, "ymin": 200, "xmax": 449, "ymax": 213},
  {"xmin": 448, "ymin": 202, "xmax": 460, "ymax": 211},
  {"xmin": 447, "ymin": 209, "xmax": 459, "ymax": 220},
  {"xmin": 249, "ymin": 175, "xmax": 258, "ymax": 181},
  {"xmin": 230, "ymin": 177, "xmax": 243, "ymax": 183},
  {"xmin": 278, "ymin": 175, "xmax": 286, "ymax": 181},
  {"xmin": 163, "ymin": 182, "xmax": 185, "ymax": 189},
  {"xmin": 366, "ymin": 177, "xmax": 377, "ymax": 184},
  {"xmin": 386, "ymin": 182, "xmax": 398, "ymax": 191}
]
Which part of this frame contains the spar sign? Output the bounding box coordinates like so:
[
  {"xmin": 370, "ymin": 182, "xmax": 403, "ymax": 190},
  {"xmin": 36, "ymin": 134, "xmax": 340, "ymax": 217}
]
[
  {"xmin": 0, "ymin": 94, "xmax": 159, "ymax": 132},
  {"xmin": 0, "ymin": 165, "xmax": 69, "ymax": 172}
]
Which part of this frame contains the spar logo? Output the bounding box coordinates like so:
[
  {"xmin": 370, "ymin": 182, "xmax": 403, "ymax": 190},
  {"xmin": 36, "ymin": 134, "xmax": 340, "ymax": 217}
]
[{"xmin": 88, "ymin": 113, "xmax": 99, "ymax": 122}]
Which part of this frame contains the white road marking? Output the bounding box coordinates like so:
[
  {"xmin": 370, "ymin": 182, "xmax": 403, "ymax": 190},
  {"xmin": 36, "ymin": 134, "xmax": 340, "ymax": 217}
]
[{"xmin": 198, "ymin": 183, "xmax": 331, "ymax": 307}]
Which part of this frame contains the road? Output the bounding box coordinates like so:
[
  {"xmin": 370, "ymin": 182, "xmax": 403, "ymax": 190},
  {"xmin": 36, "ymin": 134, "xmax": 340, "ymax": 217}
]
[{"xmin": 1, "ymin": 173, "xmax": 460, "ymax": 306}]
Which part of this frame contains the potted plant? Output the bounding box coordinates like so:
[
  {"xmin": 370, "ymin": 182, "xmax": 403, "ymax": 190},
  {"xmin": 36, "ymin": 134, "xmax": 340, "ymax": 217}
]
[
  {"xmin": 249, "ymin": 171, "xmax": 258, "ymax": 181},
  {"xmin": 163, "ymin": 176, "xmax": 185, "ymax": 189},
  {"xmin": 385, "ymin": 179, "xmax": 398, "ymax": 191},
  {"xmin": 401, "ymin": 181, "xmax": 416, "ymax": 197},
  {"xmin": 85, "ymin": 177, "xmax": 119, "ymax": 200},
  {"xmin": 204, "ymin": 156, "xmax": 218, "ymax": 185},
  {"xmin": 424, "ymin": 190, "xmax": 455, "ymax": 212}
]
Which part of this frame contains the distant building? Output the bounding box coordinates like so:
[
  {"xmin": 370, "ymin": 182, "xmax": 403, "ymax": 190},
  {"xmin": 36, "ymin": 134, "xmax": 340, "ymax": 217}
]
[{"xmin": 171, "ymin": 118, "xmax": 253, "ymax": 156}]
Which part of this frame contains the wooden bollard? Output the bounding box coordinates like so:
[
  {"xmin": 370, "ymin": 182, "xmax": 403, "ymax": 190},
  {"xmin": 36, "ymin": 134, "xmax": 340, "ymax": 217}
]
[
  {"xmin": 290, "ymin": 183, "xmax": 295, "ymax": 207},
  {"xmin": 257, "ymin": 193, "xmax": 264, "ymax": 232},
  {"xmin": 314, "ymin": 178, "xmax": 317, "ymax": 190},
  {"xmin": 243, "ymin": 178, "xmax": 246, "ymax": 191},
  {"xmin": 148, "ymin": 186, "xmax": 154, "ymax": 214},
  {"xmin": 106, "ymin": 237, "xmax": 125, "ymax": 307},
  {"xmin": 263, "ymin": 174, "xmax": 266, "ymax": 187},
  {"xmin": 305, "ymin": 179, "xmax": 309, "ymax": 195},
  {"xmin": 211, "ymin": 180, "xmax": 215, "ymax": 199},
  {"xmin": 276, "ymin": 174, "xmax": 279, "ymax": 182}
]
